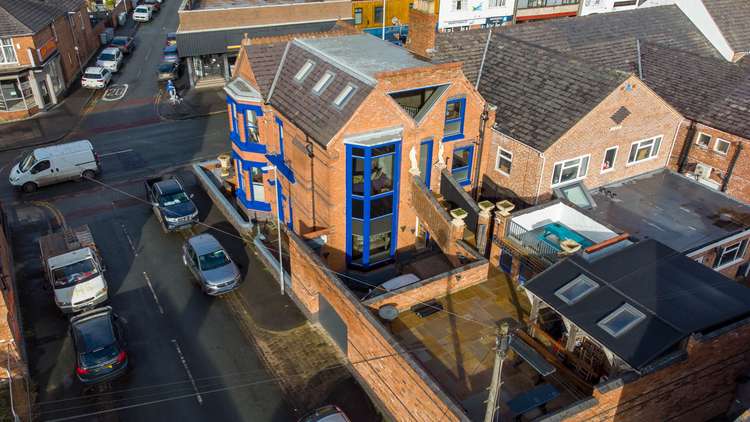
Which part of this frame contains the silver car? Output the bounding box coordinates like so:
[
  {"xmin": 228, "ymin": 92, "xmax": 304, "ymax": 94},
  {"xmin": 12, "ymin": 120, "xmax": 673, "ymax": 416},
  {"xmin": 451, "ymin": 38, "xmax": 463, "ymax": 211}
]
[{"xmin": 182, "ymin": 234, "xmax": 240, "ymax": 296}]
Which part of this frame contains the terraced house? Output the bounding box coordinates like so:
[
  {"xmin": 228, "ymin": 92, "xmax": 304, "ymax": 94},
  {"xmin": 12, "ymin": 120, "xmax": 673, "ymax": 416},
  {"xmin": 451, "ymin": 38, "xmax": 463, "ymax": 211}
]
[{"xmin": 0, "ymin": 0, "xmax": 99, "ymax": 121}]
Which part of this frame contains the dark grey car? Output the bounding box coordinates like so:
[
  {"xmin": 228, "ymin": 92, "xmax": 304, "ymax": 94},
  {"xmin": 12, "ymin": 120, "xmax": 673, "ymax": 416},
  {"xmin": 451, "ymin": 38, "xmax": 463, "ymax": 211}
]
[
  {"xmin": 182, "ymin": 234, "xmax": 241, "ymax": 296},
  {"xmin": 70, "ymin": 306, "xmax": 128, "ymax": 384}
]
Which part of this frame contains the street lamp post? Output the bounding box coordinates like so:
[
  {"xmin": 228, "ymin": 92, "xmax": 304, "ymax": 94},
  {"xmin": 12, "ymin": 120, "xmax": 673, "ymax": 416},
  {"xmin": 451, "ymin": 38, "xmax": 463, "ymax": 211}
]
[
  {"xmin": 382, "ymin": 0, "xmax": 387, "ymax": 40},
  {"xmin": 262, "ymin": 165, "xmax": 284, "ymax": 295}
]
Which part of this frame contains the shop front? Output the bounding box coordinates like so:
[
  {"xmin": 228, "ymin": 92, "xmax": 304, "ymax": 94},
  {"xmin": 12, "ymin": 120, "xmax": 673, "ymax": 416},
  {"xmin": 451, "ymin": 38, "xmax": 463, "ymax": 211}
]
[{"xmin": 0, "ymin": 48, "xmax": 65, "ymax": 121}]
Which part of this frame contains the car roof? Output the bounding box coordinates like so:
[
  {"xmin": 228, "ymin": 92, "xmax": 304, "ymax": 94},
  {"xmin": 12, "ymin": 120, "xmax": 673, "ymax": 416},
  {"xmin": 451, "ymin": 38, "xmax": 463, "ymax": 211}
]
[
  {"xmin": 167, "ymin": 32, "xmax": 176, "ymax": 38},
  {"xmin": 188, "ymin": 234, "xmax": 223, "ymax": 255},
  {"xmin": 154, "ymin": 178, "xmax": 182, "ymax": 194},
  {"xmin": 71, "ymin": 309, "xmax": 115, "ymax": 352},
  {"xmin": 100, "ymin": 47, "xmax": 119, "ymax": 54},
  {"xmin": 84, "ymin": 66, "xmax": 105, "ymax": 73}
]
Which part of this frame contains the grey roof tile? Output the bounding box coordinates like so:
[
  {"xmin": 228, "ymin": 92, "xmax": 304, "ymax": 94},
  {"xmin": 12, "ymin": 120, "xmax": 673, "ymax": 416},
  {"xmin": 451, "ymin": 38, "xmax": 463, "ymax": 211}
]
[
  {"xmin": 432, "ymin": 29, "xmax": 491, "ymax": 85},
  {"xmin": 0, "ymin": 0, "xmax": 78, "ymax": 37},
  {"xmin": 703, "ymin": 0, "xmax": 750, "ymax": 54},
  {"xmin": 244, "ymin": 42, "xmax": 287, "ymax": 98}
]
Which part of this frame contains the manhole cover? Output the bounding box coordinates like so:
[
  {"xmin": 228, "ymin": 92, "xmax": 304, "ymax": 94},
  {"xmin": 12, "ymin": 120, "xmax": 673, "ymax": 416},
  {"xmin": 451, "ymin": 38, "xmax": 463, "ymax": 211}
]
[{"xmin": 102, "ymin": 84, "xmax": 128, "ymax": 102}]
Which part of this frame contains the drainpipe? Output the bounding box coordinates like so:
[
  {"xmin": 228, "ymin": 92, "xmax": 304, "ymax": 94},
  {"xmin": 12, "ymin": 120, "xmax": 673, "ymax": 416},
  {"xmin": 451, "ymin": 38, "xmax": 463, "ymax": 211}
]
[
  {"xmin": 677, "ymin": 121, "xmax": 697, "ymax": 173},
  {"xmin": 473, "ymin": 105, "xmax": 490, "ymax": 200},
  {"xmin": 721, "ymin": 143, "xmax": 742, "ymax": 192},
  {"xmin": 306, "ymin": 136, "xmax": 317, "ymax": 229}
]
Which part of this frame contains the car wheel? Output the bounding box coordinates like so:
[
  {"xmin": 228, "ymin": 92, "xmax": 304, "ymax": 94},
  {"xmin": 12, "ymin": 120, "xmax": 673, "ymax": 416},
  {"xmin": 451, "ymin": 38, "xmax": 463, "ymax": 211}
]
[
  {"xmin": 21, "ymin": 182, "xmax": 37, "ymax": 193},
  {"xmin": 82, "ymin": 169, "xmax": 96, "ymax": 180}
]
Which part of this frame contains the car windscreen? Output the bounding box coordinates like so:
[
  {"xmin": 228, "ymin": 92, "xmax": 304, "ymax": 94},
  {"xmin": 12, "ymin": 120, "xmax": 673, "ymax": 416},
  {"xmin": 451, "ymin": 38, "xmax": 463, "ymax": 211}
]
[
  {"xmin": 158, "ymin": 63, "xmax": 174, "ymax": 72},
  {"xmin": 199, "ymin": 250, "xmax": 230, "ymax": 271},
  {"xmin": 19, "ymin": 152, "xmax": 37, "ymax": 172},
  {"xmin": 84, "ymin": 71, "xmax": 101, "ymax": 79},
  {"xmin": 135, "ymin": 6, "xmax": 148, "ymax": 12},
  {"xmin": 52, "ymin": 258, "xmax": 99, "ymax": 288},
  {"xmin": 111, "ymin": 38, "xmax": 126, "ymax": 46},
  {"xmin": 159, "ymin": 191, "xmax": 189, "ymax": 207},
  {"xmin": 99, "ymin": 53, "xmax": 116, "ymax": 61}
]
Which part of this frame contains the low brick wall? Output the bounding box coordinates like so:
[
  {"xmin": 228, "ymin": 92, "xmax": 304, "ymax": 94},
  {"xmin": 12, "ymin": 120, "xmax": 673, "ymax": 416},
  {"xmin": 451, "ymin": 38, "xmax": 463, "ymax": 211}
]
[
  {"xmin": 410, "ymin": 175, "xmax": 456, "ymax": 253},
  {"xmin": 285, "ymin": 228, "xmax": 469, "ymax": 422},
  {"xmin": 363, "ymin": 257, "xmax": 488, "ymax": 312}
]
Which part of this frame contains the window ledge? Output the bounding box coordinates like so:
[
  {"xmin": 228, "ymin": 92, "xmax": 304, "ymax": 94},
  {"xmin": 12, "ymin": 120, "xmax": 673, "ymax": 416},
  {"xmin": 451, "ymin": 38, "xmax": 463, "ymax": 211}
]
[
  {"xmin": 442, "ymin": 133, "xmax": 465, "ymax": 142},
  {"xmin": 625, "ymin": 155, "xmax": 659, "ymax": 167}
]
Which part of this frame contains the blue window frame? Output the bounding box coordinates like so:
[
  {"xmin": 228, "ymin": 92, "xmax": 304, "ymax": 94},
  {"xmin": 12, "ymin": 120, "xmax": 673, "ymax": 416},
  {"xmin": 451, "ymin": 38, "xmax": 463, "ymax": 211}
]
[
  {"xmin": 245, "ymin": 109, "xmax": 260, "ymax": 143},
  {"xmin": 499, "ymin": 248, "xmax": 513, "ymax": 273},
  {"xmin": 276, "ymin": 117, "xmax": 285, "ymax": 158},
  {"xmin": 443, "ymin": 98, "xmax": 466, "ymax": 141},
  {"xmin": 232, "ymin": 154, "xmax": 271, "ymax": 212},
  {"xmin": 346, "ymin": 141, "xmax": 401, "ymax": 268},
  {"xmin": 419, "ymin": 139, "xmax": 433, "ymax": 186},
  {"xmin": 451, "ymin": 144, "xmax": 474, "ymax": 186}
]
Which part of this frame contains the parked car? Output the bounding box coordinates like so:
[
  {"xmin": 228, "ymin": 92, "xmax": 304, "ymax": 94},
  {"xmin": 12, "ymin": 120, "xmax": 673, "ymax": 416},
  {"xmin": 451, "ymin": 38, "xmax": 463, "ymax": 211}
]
[
  {"xmin": 182, "ymin": 234, "xmax": 241, "ymax": 296},
  {"xmin": 299, "ymin": 406, "xmax": 351, "ymax": 422},
  {"xmin": 157, "ymin": 61, "xmax": 182, "ymax": 82},
  {"xmin": 108, "ymin": 36, "xmax": 136, "ymax": 55},
  {"xmin": 162, "ymin": 45, "xmax": 179, "ymax": 64},
  {"xmin": 96, "ymin": 47, "xmax": 123, "ymax": 73},
  {"xmin": 9, "ymin": 140, "xmax": 101, "ymax": 193},
  {"xmin": 143, "ymin": 0, "xmax": 160, "ymax": 12},
  {"xmin": 70, "ymin": 307, "xmax": 128, "ymax": 384},
  {"xmin": 132, "ymin": 5, "xmax": 152, "ymax": 22},
  {"xmin": 145, "ymin": 176, "xmax": 198, "ymax": 232},
  {"xmin": 81, "ymin": 66, "xmax": 111, "ymax": 89},
  {"xmin": 166, "ymin": 32, "xmax": 177, "ymax": 46},
  {"xmin": 362, "ymin": 273, "xmax": 420, "ymax": 300}
]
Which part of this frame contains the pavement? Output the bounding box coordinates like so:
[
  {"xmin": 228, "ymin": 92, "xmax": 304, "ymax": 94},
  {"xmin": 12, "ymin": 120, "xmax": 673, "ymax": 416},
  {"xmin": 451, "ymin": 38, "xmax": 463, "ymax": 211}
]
[{"xmin": 157, "ymin": 87, "xmax": 227, "ymax": 121}]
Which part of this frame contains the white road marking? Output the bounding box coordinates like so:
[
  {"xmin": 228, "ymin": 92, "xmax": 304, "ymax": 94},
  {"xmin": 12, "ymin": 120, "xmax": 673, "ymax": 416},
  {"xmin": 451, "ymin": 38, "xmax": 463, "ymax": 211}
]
[
  {"xmin": 142, "ymin": 271, "xmax": 165, "ymax": 315},
  {"xmin": 121, "ymin": 223, "xmax": 137, "ymax": 256},
  {"xmin": 99, "ymin": 149, "xmax": 134, "ymax": 157},
  {"xmin": 171, "ymin": 339, "xmax": 204, "ymax": 405},
  {"xmin": 102, "ymin": 84, "xmax": 129, "ymax": 102}
]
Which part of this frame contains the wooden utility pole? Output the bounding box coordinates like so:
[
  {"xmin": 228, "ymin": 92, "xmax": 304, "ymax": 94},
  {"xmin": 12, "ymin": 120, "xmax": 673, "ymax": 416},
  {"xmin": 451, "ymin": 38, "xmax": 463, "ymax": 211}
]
[{"xmin": 484, "ymin": 322, "xmax": 511, "ymax": 422}]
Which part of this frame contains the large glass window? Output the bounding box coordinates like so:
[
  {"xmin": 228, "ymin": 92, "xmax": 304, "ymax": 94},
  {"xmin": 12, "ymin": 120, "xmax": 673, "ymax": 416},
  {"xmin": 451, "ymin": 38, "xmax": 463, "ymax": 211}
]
[
  {"xmin": 347, "ymin": 142, "xmax": 400, "ymax": 267},
  {"xmin": 551, "ymin": 155, "xmax": 589, "ymax": 186},
  {"xmin": 374, "ymin": 6, "xmax": 384, "ymax": 23},
  {"xmin": 627, "ymin": 136, "xmax": 662, "ymax": 164},
  {"xmin": 246, "ymin": 110, "xmax": 259, "ymax": 143},
  {"xmin": 251, "ymin": 167, "xmax": 265, "ymax": 202},
  {"xmin": 354, "ymin": 8, "xmax": 363, "ymax": 25},
  {"xmin": 451, "ymin": 145, "xmax": 474, "ymax": 186},
  {"xmin": 0, "ymin": 77, "xmax": 31, "ymax": 112},
  {"xmin": 0, "ymin": 38, "xmax": 16, "ymax": 64},
  {"xmin": 714, "ymin": 239, "xmax": 749, "ymax": 269},
  {"xmin": 419, "ymin": 139, "xmax": 433, "ymax": 186},
  {"xmin": 495, "ymin": 148, "xmax": 512, "ymax": 175},
  {"xmin": 444, "ymin": 98, "xmax": 466, "ymax": 140}
]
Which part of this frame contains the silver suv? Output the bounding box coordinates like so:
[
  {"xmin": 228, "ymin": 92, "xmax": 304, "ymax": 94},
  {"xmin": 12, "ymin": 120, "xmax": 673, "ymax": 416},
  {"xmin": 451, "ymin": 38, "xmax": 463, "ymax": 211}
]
[{"xmin": 182, "ymin": 234, "xmax": 240, "ymax": 296}]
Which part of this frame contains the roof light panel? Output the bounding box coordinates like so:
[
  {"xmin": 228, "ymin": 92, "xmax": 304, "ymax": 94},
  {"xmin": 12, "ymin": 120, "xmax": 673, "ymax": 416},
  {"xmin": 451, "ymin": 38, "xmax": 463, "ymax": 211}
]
[
  {"xmin": 333, "ymin": 84, "xmax": 356, "ymax": 108},
  {"xmin": 295, "ymin": 60, "xmax": 315, "ymax": 82},
  {"xmin": 598, "ymin": 303, "xmax": 645, "ymax": 337},
  {"xmin": 312, "ymin": 71, "xmax": 334, "ymax": 94},
  {"xmin": 555, "ymin": 274, "xmax": 599, "ymax": 305}
]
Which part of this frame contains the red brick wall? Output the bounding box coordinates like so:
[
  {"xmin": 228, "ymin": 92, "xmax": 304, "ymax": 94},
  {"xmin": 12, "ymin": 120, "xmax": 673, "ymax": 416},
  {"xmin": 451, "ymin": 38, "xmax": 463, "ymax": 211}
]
[
  {"xmin": 483, "ymin": 76, "xmax": 683, "ymax": 204},
  {"xmin": 405, "ymin": 8, "xmax": 437, "ymax": 58},
  {"xmin": 286, "ymin": 228, "xmax": 468, "ymax": 421},
  {"xmin": 669, "ymin": 121, "xmax": 750, "ymax": 204},
  {"xmin": 564, "ymin": 319, "xmax": 750, "ymax": 422}
]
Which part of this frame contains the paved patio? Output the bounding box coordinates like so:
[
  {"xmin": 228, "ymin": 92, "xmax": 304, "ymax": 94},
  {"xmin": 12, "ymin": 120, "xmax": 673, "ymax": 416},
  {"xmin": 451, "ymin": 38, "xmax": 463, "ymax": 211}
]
[{"xmin": 390, "ymin": 272, "xmax": 582, "ymax": 420}]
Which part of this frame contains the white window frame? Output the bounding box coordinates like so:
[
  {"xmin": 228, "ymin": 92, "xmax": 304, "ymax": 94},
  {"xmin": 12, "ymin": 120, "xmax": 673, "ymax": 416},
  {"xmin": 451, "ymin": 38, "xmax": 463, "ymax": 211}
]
[
  {"xmin": 627, "ymin": 135, "xmax": 662, "ymax": 165},
  {"xmin": 597, "ymin": 303, "xmax": 646, "ymax": 338},
  {"xmin": 601, "ymin": 146, "xmax": 618, "ymax": 174},
  {"xmin": 294, "ymin": 60, "xmax": 314, "ymax": 82},
  {"xmin": 714, "ymin": 239, "xmax": 749, "ymax": 270},
  {"xmin": 714, "ymin": 138, "xmax": 731, "ymax": 156},
  {"xmin": 0, "ymin": 38, "xmax": 17, "ymax": 64},
  {"xmin": 555, "ymin": 274, "xmax": 599, "ymax": 305},
  {"xmin": 551, "ymin": 154, "xmax": 590, "ymax": 187},
  {"xmin": 695, "ymin": 255, "xmax": 705, "ymax": 264},
  {"xmin": 695, "ymin": 132, "xmax": 711, "ymax": 149},
  {"xmin": 495, "ymin": 147, "xmax": 512, "ymax": 176}
]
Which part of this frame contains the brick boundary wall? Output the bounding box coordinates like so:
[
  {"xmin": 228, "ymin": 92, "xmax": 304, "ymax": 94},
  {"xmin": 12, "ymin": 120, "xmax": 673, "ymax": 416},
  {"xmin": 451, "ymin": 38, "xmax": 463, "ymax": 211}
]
[
  {"xmin": 284, "ymin": 227, "xmax": 470, "ymax": 422},
  {"xmin": 543, "ymin": 317, "xmax": 750, "ymax": 422},
  {"xmin": 362, "ymin": 257, "xmax": 488, "ymax": 312}
]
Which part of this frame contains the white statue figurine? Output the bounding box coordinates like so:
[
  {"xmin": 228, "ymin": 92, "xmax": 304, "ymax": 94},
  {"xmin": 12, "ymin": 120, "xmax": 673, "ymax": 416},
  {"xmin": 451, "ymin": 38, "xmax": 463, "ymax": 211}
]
[{"xmin": 409, "ymin": 146, "xmax": 420, "ymax": 175}]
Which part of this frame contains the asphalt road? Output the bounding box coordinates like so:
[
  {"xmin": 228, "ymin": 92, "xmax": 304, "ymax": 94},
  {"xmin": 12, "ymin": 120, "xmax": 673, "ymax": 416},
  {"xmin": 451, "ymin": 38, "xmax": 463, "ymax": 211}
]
[{"xmin": 0, "ymin": 1, "xmax": 379, "ymax": 421}]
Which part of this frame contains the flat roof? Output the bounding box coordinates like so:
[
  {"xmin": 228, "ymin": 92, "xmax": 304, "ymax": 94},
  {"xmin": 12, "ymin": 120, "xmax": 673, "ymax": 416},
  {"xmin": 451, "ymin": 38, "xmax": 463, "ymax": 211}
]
[
  {"xmin": 589, "ymin": 169, "xmax": 750, "ymax": 253},
  {"xmin": 296, "ymin": 35, "xmax": 431, "ymax": 83},
  {"xmin": 186, "ymin": 0, "xmax": 326, "ymax": 10}
]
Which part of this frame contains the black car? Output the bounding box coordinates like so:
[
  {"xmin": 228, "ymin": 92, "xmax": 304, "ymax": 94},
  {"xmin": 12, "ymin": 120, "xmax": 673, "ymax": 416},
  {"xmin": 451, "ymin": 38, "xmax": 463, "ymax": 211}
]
[
  {"xmin": 70, "ymin": 307, "xmax": 128, "ymax": 384},
  {"xmin": 145, "ymin": 177, "xmax": 198, "ymax": 232},
  {"xmin": 108, "ymin": 36, "xmax": 136, "ymax": 55},
  {"xmin": 157, "ymin": 61, "xmax": 181, "ymax": 81}
]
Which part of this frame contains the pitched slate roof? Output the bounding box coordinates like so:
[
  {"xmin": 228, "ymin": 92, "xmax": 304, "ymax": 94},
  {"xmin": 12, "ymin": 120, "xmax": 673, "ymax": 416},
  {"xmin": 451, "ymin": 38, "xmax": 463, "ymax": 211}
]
[
  {"xmin": 432, "ymin": 29, "xmax": 491, "ymax": 86},
  {"xmin": 525, "ymin": 239, "xmax": 750, "ymax": 371},
  {"xmin": 638, "ymin": 41, "xmax": 750, "ymax": 139},
  {"xmin": 703, "ymin": 0, "xmax": 750, "ymax": 54},
  {"xmin": 244, "ymin": 42, "xmax": 287, "ymax": 98},
  {"xmin": 469, "ymin": 35, "xmax": 629, "ymax": 151},
  {"xmin": 0, "ymin": 0, "xmax": 74, "ymax": 37}
]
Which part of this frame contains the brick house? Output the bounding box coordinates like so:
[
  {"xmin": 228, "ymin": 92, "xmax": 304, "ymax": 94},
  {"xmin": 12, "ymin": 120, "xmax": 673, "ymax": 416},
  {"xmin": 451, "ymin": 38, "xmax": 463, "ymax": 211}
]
[
  {"xmin": 0, "ymin": 0, "xmax": 99, "ymax": 122},
  {"xmin": 430, "ymin": 33, "xmax": 683, "ymax": 205}
]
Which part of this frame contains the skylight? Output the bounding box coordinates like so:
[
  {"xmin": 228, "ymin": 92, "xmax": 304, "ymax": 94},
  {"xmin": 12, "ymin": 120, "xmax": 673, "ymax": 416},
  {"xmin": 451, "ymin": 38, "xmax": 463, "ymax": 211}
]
[
  {"xmin": 312, "ymin": 71, "xmax": 334, "ymax": 94},
  {"xmin": 295, "ymin": 60, "xmax": 314, "ymax": 82},
  {"xmin": 555, "ymin": 274, "xmax": 598, "ymax": 305},
  {"xmin": 598, "ymin": 303, "xmax": 645, "ymax": 337},
  {"xmin": 333, "ymin": 83, "xmax": 356, "ymax": 108},
  {"xmin": 388, "ymin": 85, "xmax": 449, "ymax": 123}
]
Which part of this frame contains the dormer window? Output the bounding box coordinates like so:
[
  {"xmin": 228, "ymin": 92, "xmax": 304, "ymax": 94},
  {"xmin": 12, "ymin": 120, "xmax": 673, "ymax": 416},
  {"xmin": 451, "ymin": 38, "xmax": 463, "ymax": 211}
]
[
  {"xmin": 333, "ymin": 84, "xmax": 356, "ymax": 108},
  {"xmin": 312, "ymin": 71, "xmax": 334, "ymax": 94},
  {"xmin": 598, "ymin": 303, "xmax": 645, "ymax": 337},
  {"xmin": 295, "ymin": 60, "xmax": 314, "ymax": 82}
]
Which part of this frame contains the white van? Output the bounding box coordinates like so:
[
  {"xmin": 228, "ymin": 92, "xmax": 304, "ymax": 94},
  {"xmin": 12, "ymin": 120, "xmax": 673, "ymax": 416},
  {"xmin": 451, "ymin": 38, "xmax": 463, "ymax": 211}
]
[{"xmin": 9, "ymin": 140, "xmax": 101, "ymax": 193}]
